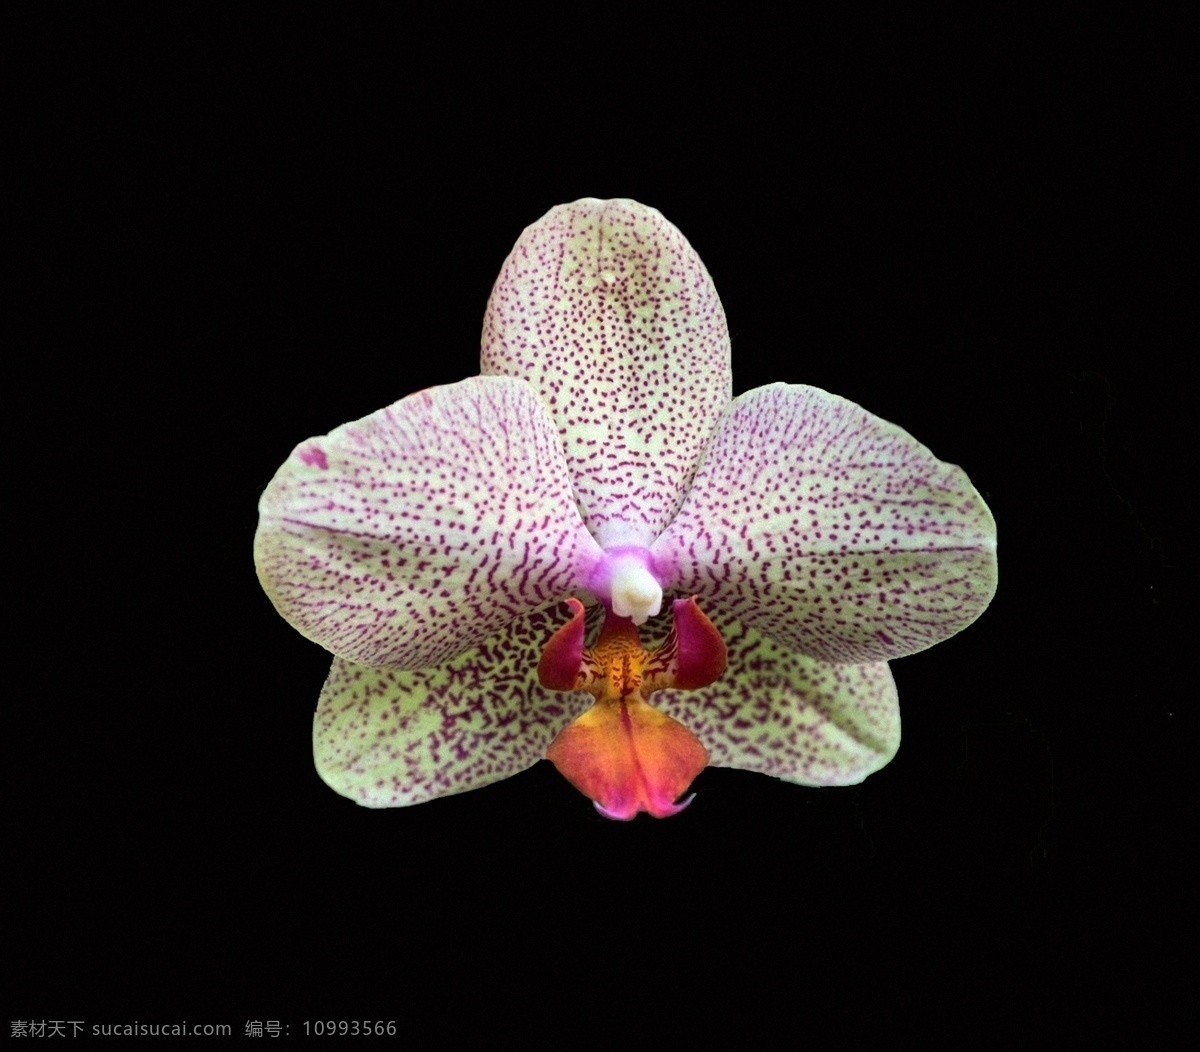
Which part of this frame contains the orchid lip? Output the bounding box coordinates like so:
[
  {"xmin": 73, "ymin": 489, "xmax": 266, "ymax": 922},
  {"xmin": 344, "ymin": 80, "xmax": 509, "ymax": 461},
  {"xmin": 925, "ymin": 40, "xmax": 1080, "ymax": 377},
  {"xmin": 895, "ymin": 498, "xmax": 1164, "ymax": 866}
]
[
  {"xmin": 538, "ymin": 596, "xmax": 726, "ymax": 818},
  {"xmin": 594, "ymin": 792, "xmax": 696, "ymax": 822}
]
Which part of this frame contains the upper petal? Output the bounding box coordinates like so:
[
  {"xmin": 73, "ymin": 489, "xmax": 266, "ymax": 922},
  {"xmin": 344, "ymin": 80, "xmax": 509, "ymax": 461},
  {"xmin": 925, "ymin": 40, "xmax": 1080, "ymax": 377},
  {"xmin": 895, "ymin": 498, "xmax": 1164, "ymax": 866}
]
[
  {"xmin": 653, "ymin": 384, "xmax": 997, "ymax": 663},
  {"xmin": 255, "ymin": 376, "xmax": 603, "ymax": 669},
  {"xmin": 482, "ymin": 199, "xmax": 732, "ymax": 549}
]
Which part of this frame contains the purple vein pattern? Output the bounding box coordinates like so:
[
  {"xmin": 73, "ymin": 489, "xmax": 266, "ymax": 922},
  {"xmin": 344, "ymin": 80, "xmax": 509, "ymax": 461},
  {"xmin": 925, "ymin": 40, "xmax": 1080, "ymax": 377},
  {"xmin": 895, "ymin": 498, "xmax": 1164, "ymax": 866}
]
[
  {"xmin": 653, "ymin": 384, "xmax": 997, "ymax": 664},
  {"xmin": 256, "ymin": 376, "xmax": 602, "ymax": 669},
  {"xmin": 314, "ymin": 609, "xmax": 594, "ymax": 807},
  {"xmin": 653, "ymin": 614, "xmax": 900, "ymax": 786},
  {"xmin": 482, "ymin": 199, "xmax": 732, "ymax": 550}
]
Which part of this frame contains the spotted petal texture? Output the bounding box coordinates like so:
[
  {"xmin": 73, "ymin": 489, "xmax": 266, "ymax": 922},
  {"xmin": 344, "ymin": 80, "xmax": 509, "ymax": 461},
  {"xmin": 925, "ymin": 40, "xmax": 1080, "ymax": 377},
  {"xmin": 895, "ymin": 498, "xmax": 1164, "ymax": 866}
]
[
  {"xmin": 653, "ymin": 384, "xmax": 997, "ymax": 664},
  {"xmin": 255, "ymin": 376, "xmax": 603, "ymax": 669},
  {"xmin": 482, "ymin": 198, "xmax": 732, "ymax": 550},
  {"xmin": 315, "ymin": 610, "xmax": 593, "ymax": 807},
  {"xmin": 652, "ymin": 615, "xmax": 900, "ymax": 786}
]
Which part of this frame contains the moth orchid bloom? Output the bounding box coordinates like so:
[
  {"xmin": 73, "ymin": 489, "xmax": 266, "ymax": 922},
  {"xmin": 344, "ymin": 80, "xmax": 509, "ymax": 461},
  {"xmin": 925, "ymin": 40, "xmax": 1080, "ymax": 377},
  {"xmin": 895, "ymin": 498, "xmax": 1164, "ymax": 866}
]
[{"xmin": 254, "ymin": 199, "xmax": 997, "ymax": 819}]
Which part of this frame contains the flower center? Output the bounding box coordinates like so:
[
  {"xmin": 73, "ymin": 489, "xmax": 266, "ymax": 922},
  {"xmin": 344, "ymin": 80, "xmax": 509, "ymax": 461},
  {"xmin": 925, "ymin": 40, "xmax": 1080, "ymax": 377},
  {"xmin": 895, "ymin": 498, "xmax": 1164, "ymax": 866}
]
[{"xmin": 586, "ymin": 546, "xmax": 663, "ymax": 626}]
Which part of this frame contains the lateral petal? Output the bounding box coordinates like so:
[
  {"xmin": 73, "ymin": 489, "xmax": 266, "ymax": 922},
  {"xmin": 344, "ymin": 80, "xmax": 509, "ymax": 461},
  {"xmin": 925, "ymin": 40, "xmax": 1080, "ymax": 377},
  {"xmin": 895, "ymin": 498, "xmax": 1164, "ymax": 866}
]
[
  {"xmin": 653, "ymin": 617, "xmax": 900, "ymax": 787},
  {"xmin": 653, "ymin": 384, "xmax": 997, "ymax": 663},
  {"xmin": 256, "ymin": 375, "xmax": 603, "ymax": 669},
  {"xmin": 482, "ymin": 198, "xmax": 732, "ymax": 549},
  {"xmin": 314, "ymin": 609, "xmax": 592, "ymax": 807}
]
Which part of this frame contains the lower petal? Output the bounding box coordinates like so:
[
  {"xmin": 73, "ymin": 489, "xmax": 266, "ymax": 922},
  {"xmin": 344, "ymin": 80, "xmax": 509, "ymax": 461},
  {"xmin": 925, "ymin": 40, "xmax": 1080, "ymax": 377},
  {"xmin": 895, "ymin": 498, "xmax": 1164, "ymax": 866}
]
[
  {"xmin": 314, "ymin": 609, "xmax": 592, "ymax": 807},
  {"xmin": 652, "ymin": 615, "xmax": 900, "ymax": 786},
  {"xmin": 546, "ymin": 695, "xmax": 709, "ymax": 820}
]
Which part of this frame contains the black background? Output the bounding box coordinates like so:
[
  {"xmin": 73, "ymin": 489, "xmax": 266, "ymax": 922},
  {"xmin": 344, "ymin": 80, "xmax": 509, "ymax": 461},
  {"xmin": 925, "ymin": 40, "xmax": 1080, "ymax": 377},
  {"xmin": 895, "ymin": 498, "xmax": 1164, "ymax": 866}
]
[{"xmin": 12, "ymin": 7, "xmax": 1187, "ymax": 1036}]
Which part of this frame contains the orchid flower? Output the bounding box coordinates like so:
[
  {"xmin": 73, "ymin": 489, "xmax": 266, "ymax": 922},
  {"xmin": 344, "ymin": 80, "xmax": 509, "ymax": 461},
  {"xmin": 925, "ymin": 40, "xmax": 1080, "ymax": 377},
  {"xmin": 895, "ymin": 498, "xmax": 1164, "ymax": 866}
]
[{"xmin": 255, "ymin": 199, "xmax": 997, "ymax": 819}]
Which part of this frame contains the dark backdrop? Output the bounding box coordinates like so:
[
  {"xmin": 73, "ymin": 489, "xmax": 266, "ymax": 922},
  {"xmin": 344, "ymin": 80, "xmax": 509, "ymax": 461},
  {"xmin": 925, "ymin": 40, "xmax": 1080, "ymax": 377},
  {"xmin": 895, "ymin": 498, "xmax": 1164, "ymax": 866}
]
[{"xmin": 12, "ymin": 7, "xmax": 1186, "ymax": 1037}]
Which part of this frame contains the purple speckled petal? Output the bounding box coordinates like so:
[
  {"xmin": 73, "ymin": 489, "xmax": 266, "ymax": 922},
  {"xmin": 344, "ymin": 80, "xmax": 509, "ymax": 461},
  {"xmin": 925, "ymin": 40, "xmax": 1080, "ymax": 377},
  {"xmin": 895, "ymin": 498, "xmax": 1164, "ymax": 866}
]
[
  {"xmin": 652, "ymin": 384, "xmax": 997, "ymax": 663},
  {"xmin": 255, "ymin": 376, "xmax": 603, "ymax": 669},
  {"xmin": 653, "ymin": 616, "xmax": 900, "ymax": 786},
  {"xmin": 481, "ymin": 198, "xmax": 732, "ymax": 549},
  {"xmin": 315, "ymin": 609, "xmax": 593, "ymax": 807}
]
